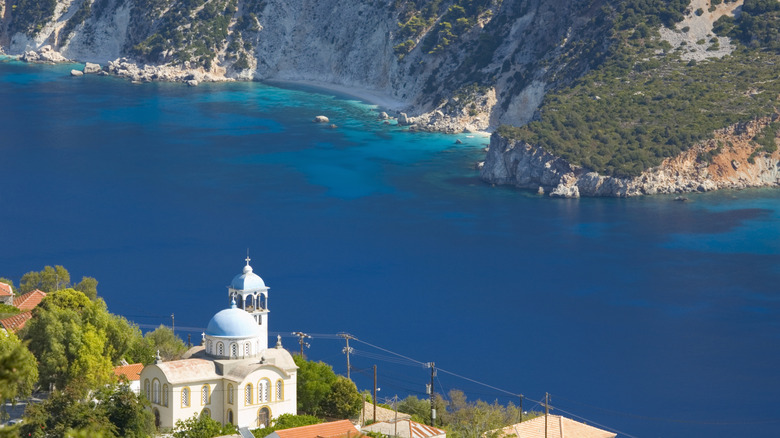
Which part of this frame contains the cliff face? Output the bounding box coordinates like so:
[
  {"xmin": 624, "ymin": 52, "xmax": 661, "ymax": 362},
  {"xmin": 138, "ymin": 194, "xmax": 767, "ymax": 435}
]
[
  {"xmin": 0, "ymin": 0, "xmax": 605, "ymax": 132},
  {"xmin": 481, "ymin": 115, "xmax": 780, "ymax": 197}
]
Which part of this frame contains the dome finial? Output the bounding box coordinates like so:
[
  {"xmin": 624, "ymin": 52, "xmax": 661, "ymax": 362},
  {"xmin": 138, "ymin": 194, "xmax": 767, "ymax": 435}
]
[
  {"xmin": 246, "ymin": 248, "xmax": 251, "ymax": 266},
  {"xmin": 231, "ymin": 297, "xmax": 237, "ymax": 309}
]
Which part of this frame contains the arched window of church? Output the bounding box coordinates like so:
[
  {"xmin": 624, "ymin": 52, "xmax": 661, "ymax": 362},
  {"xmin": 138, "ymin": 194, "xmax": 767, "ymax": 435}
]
[
  {"xmin": 258, "ymin": 407, "xmax": 271, "ymax": 428},
  {"xmin": 227, "ymin": 409, "xmax": 234, "ymax": 424},
  {"xmin": 153, "ymin": 379, "xmax": 160, "ymax": 404},
  {"xmin": 163, "ymin": 384, "xmax": 169, "ymax": 407},
  {"xmin": 275, "ymin": 380, "xmax": 283, "ymax": 401},
  {"xmin": 231, "ymin": 343, "xmax": 238, "ymax": 358},
  {"xmin": 201, "ymin": 384, "xmax": 210, "ymax": 405},
  {"xmin": 201, "ymin": 409, "xmax": 211, "ymax": 419},
  {"xmin": 245, "ymin": 383, "xmax": 253, "ymax": 405},
  {"xmin": 228, "ymin": 384, "xmax": 234, "ymax": 404},
  {"xmin": 217, "ymin": 342, "xmax": 224, "ymax": 356},
  {"xmin": 181, "ymin": 387, "xmax": 190, "ymax": 408},
  {"xmin": 258, "ymin": 379, "xmax": 270, "ymax": 403},
  {"xmin": 144, "ymin": 379, "xmax": 150, "ymax": 400},
  {"xmin": 244, "ymin": 342, "xmax": 250, "ymax": 357}
]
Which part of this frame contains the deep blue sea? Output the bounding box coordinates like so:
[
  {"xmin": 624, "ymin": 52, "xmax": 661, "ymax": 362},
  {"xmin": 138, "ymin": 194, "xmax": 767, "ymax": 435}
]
[{"xmin": 1, "ymin": 57, "xmax": 779, "ymax": 438}]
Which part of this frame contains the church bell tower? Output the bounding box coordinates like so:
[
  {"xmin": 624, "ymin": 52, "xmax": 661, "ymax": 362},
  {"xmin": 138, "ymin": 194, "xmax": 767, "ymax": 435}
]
[{"xmin": 228, "ymin": 257, "xmax": 269, "ymax": 350}]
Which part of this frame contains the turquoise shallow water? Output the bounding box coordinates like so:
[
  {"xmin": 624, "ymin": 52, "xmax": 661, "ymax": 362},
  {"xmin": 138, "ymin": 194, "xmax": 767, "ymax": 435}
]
[{"xmin": 1, "ymin": 59, "xmax": 779, "ymax": 437}]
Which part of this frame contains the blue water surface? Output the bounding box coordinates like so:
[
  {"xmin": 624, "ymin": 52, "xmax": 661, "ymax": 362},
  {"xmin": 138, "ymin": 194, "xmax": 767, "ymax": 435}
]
[{"xmin": 1, "ymin": 59, "xmax": 779, "ymax": 438}]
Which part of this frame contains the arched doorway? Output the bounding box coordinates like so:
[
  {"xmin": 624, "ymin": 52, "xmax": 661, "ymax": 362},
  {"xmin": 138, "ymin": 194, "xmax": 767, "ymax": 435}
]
[
  {"xmin": 227, "ymin": 409, "xmax": 234, "ymax": 425},
  {"xmin": 153, "ymin": 408, "xmax": 160, "ymax": 429},
  {"xmin": 258, "ymin": 407, "xmax": 270, "ymax": 428}
]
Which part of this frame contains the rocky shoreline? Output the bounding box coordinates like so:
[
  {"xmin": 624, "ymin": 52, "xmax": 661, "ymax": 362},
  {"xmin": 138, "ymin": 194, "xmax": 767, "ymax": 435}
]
[{"xmin": 480, "ymin": 115, "xmax": 780, "ymax": 197}]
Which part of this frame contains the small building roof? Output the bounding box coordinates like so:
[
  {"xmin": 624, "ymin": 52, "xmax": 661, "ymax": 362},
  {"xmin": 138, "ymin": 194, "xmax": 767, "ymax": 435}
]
[
  {"xmin": 270, "ymin": 419, "xmax": 363, "ymax": 438},
  {"xmin": 14, "ymin": 289, "xmax": 47, "ymax": 311},
  {"xmin": 0, "ymin": 311, "xmax": 32, "ymax": 332},
  {"xmin": 114, "ymin": 363, "xmax": 144, "ymax": 382},
  {"xmin": 0, "ymin": 282, "xmax": 12, "ymax": 297},
  {"xmin": 362, "ymin": 419, "xmax": 445, "ymax": 438},
  {"xmin": 496, "ymin": 415, "xmax": 616, "ymax": 438}
]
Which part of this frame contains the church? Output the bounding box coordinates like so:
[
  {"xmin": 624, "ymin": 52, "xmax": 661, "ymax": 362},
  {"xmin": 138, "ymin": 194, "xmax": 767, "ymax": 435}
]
[{"xmin": 139, "ymin": 259, "xmax": 298, "ymax": 430}]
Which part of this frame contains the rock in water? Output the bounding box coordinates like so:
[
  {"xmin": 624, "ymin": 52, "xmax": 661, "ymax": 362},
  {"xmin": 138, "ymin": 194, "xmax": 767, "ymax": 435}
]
[
  {"xmin": 397, "ymin": 113, "xmax": 410, "ymax": 126},
  {"xmin": 378, "ymin": 112, "xmax": 389, "ymax": 119},
  {"xmin": 186, "ymin": 80, "xmax": 199, "ymax": 86},
  {"xmin": 314, "ymin": 115, "xmax": 329, "ymax": 123},
  {"xmin": 70, "ymin": 69, "xmax": 84, "ymax": 76},
  {"xmin": 83, "ymin": 62, "xmax": 101, "ymax": 74},
  {"xmin": 455, "ymin": 139, "xmax": 463, "ymax": 144}
]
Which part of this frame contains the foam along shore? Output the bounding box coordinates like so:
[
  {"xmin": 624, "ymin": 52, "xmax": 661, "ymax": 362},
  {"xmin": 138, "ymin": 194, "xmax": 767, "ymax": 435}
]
[{"xmin": 263, "ymin": 79, "xmax": 408, "ymax": 112}]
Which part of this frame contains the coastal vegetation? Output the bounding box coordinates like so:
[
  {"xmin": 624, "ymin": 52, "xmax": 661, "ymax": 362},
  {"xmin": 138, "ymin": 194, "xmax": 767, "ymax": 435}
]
[{"xmin": 497, "ymin": 0, "xmax": 780, "ymax": 178}]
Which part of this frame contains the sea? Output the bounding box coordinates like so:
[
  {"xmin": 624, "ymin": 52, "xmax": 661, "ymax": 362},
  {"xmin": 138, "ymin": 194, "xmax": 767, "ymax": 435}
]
[{"xmin": 1, "ymin": 57, "xmax": 779, "ymax": 438}]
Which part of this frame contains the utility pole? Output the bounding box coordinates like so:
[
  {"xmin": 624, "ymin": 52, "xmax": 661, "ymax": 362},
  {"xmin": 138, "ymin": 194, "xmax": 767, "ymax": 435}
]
[
  {"xmin": 426, "ymin": 362, "xmax": 436, "ymax": 427},
  {"xmin": 519, "ymin": 394, "xmax": 524, "ymax": 422},
  {"xmin": 393, "ymin": 395, "xmax": 398, "ymax": 438},
  {"xmin": 544, "ymin": 392, "xmax": 551, "ymax": 438},
  {"xmin": 339, "ymin": 333, "xmax": 355, "ymax": 381},
  {"xmin": 373, "ymin": 365, "xmax": 378, "ymax": 424},
  {"xmin": 292, "ymin": 332, "xmax": 311, "ymax": 358}
]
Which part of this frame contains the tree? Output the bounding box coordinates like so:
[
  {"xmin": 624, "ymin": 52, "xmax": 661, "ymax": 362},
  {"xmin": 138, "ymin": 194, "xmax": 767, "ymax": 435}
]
[
  {"xmin": 22, "ymin": 289, "xmax": 142, "ymax": 392},
  {"xmin": 74, "ymin": 276, "xmax": 99, "ymax": 300},
  {"xmin": 0, "ymin": 330, "xmax": 38, "ymax": 401},
  {"xmin": 294, "ymin": 355, "xmax": 337, "ymax": 416},
  {"xmin": 20, "ymin": 384, "xmax": 153, "ymax": 438},
  {"xmin": 323, "ymin": 376, "xmax": 362, "ymax": 418},
  {"xmin": 293, "ymin": 356, "xmax": 361, "ymax": 419},
  {"xmin": 144, "ymin": 325, "xmax": 187, "ymax": 361},
  {"xmin": 438, "ymin": 390, "xmax": 527, "ymax": 438},
  {"xmin": 173, "ymin": 414, "xmax": 237, "ymax": 438},
  {"xmin": 20, "ymin": 265, "xmax": 71, "ymax": 293},
  {"xmin": 398, "ymin": 395, "xmax": 433, "ymax": 424}
]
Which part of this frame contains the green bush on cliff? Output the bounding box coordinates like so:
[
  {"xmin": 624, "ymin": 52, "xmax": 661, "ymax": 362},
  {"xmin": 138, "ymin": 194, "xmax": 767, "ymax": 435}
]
[
  {"xmin": 10, "ymin": 0, "xmax": 57, "ymax": 35},
  {"xmin": 498, "ymin": 1, "xmax": 780, "ymax": 178}
]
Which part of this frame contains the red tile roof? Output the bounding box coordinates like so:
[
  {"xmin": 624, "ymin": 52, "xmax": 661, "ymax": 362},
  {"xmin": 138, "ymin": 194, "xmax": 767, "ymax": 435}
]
[
  {"xmin": 114, "ymin": 363, "xmax": 145, "ymax": 382},
  {"xmin": 0, "ymin": 282, "xmax": 12, "ymax": 297},
  {"xmin": 14, "ymin": 289, "xmax": 47, "ymax": 311},
  {"xmin": 0, "ymin": 311, "xmax": 32, "ymax": 332},
  {"xmin": 273, "ymin": 420, "xmax": 363, "ymax": 438}
]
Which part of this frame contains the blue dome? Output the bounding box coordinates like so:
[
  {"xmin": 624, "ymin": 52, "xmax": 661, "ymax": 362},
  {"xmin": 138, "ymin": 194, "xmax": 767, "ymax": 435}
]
[
  {"xmin": 205, "ymin": 305, "xmax": 261, "ymax": 338},
  {"xmin": 231, "ymin": 264, "xmax": 266, "ymax": 291}
]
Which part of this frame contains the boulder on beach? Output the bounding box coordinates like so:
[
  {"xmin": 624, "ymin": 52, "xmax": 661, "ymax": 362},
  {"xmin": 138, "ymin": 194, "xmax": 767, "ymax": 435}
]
[
  {"xmin": 314, "ymin": 115, "xmax": 329, "ymax": 123},
  {"xmin": 70, "ymin": 69, "xmax": 84, "ymax": 76},
  {"xmin": 83, "ymin": 62, "xmax": 101, "ymax": 74}
]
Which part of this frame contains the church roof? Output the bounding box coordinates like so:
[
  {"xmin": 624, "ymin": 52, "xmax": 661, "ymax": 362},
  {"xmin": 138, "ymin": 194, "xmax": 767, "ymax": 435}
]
[
  {"xmin": 0, "ymin": 311, "xmax": 32, "ymax": 332},
  {"xmin": 496, "ymin": 415, "xmax": 616, "ymax": 438},
  {"xmin": 206, "ymin": 302, "xmax": 262, "ymax": 338},
  {"xmin": 14, "ymin": 289, "xmax": 46, "ymax": 311},
  {"xmin": 153, "ymin": 359, "xmax": 221, "ymax": 384},
  {"xmin": 231, "ymin": 263, "xmax": 266, "ymax": 291}
]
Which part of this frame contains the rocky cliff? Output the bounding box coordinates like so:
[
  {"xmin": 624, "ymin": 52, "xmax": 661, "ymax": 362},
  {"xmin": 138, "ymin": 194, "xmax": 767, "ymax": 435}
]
[
  {"xmin": 480, "ymin": 114, "xmax": 780, "ymax": 197},
  {"xmin": 0, "ymin": 0, "xmax": 609, "ymax": 133}
]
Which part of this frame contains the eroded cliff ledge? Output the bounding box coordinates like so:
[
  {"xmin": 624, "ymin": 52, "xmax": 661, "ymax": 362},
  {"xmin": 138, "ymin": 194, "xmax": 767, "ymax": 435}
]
[{"xmin": 481, "ymin": 115, "xmax": 780, "ymax": 197}]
